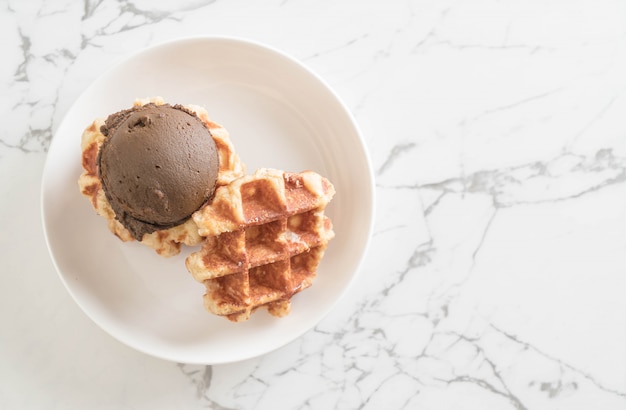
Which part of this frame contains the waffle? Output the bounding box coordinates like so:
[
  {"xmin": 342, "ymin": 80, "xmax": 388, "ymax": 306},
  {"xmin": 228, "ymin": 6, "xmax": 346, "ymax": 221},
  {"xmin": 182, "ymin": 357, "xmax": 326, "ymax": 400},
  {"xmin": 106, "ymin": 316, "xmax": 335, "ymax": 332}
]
[
  {"xmin": 186, "ymin": 168, "xmax": 335, "ymax": 321},
  {"xmin": 78, "ymin": 97, "xmax": 245, "ymax": 257}
]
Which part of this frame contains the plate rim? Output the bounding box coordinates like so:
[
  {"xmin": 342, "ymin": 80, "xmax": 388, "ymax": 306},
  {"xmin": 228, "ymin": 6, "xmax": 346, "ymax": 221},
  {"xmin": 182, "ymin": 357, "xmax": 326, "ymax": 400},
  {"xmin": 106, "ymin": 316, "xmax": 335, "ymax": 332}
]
[{"xmin": 40, "ymin": 35, "xmax": 376, "ymax": 364}]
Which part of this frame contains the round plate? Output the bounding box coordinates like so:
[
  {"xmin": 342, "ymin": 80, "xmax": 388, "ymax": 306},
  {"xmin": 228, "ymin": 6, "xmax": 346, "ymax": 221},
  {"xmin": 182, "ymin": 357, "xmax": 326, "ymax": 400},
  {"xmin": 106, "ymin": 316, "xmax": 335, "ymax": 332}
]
[{"xmin": 41, "ymin": 37, "xmax": 374, "ymax": 364}]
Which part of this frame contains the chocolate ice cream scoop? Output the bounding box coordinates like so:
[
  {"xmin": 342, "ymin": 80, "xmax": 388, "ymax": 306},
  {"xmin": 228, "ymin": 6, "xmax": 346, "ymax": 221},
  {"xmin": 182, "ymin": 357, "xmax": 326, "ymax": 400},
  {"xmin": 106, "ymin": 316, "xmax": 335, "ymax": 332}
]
[{"xmin": 97, "ymin": 103, "xmax": 219, "ymax": 240}]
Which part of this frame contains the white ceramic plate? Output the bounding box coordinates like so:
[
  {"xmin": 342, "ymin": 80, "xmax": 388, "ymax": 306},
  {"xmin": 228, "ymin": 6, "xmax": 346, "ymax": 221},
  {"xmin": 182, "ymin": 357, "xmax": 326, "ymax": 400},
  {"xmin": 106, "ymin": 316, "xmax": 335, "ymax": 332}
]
[{"xmin": 41, "ymin": 37, "xmax": 374, "ymax": 364}]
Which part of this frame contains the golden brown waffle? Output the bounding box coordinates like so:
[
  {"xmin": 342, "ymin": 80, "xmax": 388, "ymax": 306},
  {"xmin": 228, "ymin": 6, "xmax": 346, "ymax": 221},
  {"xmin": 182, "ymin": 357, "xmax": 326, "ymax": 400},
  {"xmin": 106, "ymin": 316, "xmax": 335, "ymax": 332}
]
[
  {"xmin": 186, "ymin": 168, "xmax": 335, "ymax": 321},
  {"xmin": 78, "ymin": 98, "xmax": 336, "ymax": 321},
  {"xmin": 78, "ymin": 97, "xmax": 245, "ymax": 257}
]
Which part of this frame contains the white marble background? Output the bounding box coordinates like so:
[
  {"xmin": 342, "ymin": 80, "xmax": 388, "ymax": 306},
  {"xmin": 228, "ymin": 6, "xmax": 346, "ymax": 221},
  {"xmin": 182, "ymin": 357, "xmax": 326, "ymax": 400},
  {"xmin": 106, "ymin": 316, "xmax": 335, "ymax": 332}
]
[{"xmin": 2, "ymin": 0, "xmax": 626, "ymax": 409}]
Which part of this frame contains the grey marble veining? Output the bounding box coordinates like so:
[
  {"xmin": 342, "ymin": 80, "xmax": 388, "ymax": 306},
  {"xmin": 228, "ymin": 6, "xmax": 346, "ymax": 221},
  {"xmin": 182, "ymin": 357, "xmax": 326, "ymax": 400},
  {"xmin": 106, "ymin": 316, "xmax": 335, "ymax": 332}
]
[{"xmin": 2, "ymin": 0, "xmax": 626, "ymax": 409}]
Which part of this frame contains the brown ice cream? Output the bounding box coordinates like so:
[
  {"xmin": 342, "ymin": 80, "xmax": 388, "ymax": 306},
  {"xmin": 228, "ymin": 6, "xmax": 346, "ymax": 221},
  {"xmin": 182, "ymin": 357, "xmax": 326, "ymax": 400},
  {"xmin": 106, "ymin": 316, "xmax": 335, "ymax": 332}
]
[{"xmin": 97, "ymin": 103, "xmax": 219, "ymax": 240}]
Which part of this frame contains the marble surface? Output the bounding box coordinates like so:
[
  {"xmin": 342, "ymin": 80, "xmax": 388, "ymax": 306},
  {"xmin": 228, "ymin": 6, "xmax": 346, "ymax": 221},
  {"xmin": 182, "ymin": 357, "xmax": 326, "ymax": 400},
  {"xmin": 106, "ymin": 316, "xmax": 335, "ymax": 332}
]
[{"xmin": 2, "ymin": 0, "xmax": 626, "ymax": 408}]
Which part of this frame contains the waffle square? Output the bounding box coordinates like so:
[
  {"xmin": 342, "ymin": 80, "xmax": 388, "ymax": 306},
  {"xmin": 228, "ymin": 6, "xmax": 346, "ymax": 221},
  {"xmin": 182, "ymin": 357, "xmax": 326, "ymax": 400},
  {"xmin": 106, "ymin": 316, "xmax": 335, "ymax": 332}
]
[{"xmin": 186, "ymin": 168, "xmax": 335, "ymax": 321}]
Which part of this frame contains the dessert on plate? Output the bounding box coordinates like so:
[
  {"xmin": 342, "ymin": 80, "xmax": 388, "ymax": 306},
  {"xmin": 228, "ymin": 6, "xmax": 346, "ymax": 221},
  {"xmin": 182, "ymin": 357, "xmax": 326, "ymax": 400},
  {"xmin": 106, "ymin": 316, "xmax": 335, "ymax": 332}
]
[{"xmin": 78, "ymin": 97, "xmax": 335, "ymax": 321}]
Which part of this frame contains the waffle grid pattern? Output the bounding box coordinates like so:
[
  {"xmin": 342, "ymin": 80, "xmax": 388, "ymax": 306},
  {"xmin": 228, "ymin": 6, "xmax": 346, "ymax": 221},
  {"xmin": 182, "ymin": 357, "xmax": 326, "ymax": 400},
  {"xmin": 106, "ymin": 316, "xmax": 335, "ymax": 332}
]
[{"xmin": 186, "ymin": 169, "xmax": 335, "ymax": 321}]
